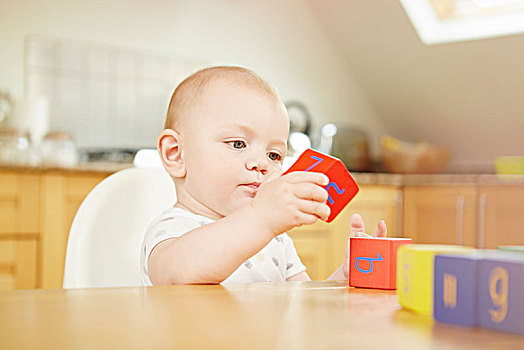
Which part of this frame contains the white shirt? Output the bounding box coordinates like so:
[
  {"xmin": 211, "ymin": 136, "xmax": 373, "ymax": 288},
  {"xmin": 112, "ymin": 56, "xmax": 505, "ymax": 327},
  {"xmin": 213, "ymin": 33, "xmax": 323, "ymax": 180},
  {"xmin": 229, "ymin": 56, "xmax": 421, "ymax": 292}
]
[{"xmin": 140, "ymin": 207, "xmax": 306, "ymax": 285}]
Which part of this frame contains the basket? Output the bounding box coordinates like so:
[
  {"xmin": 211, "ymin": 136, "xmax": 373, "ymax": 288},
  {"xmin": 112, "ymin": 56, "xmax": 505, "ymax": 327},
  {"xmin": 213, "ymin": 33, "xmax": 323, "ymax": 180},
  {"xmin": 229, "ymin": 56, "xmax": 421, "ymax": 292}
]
[{"xmin": 381, "ymin": 136, "xmax": 451, "ymax": 174}]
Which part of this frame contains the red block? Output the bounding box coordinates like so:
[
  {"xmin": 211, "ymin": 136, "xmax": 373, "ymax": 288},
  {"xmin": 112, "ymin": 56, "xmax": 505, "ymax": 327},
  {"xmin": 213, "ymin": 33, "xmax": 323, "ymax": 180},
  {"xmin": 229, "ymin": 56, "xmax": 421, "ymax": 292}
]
[
  {"xmin": 349, "ymin": 237, "xmax": 412, "ymax": 290},
  {"xmin": 283, "ymin": 149, "xmax": 359, "ymax": 223}
]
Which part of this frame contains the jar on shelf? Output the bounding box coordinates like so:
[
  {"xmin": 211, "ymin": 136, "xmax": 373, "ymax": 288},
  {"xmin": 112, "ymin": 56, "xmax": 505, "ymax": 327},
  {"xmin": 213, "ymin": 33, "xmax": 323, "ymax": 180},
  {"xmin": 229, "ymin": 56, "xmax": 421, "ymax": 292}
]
[
  {"xmin": 0, "ymin": 127, "xmax": 31, "ymax": 166},
  {"xmin": 40, "ymin": 131, "xmax": 79, "ymax": 167}
]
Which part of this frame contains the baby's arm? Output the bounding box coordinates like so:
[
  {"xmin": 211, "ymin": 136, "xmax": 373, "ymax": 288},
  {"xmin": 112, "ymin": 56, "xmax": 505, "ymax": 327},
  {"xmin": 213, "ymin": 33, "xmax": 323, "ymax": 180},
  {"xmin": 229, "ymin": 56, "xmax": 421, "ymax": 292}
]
[
  {"xmin": 148, "ymin": 171, "xmax": 330, "ymax": 285},
  {"xmin": 327, "ymin": 214, "xmax": 387, "ymax": 281}
]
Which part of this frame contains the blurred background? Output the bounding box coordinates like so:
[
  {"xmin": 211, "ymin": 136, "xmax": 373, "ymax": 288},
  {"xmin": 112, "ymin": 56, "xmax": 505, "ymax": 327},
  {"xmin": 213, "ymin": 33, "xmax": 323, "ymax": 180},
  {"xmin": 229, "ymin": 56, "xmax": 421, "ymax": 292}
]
[
  {"xmin": 2, "ymin": 0, "xmax": 524, "ymax": 288},
  {"xmin": 1, "ymin": 0, "xmax": 522, "ymax": 172}
]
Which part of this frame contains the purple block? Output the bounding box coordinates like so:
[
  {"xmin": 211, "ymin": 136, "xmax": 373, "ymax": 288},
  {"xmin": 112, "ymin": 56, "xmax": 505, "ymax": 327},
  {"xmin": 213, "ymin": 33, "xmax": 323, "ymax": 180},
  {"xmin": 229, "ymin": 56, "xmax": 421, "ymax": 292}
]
[
  {"xmin": 478, "ymin": 254, "xmax": 524, "ymax": 334},
  {"xmin": 434, "ymin": 254, "xmax": 479, "ymax": 327}
]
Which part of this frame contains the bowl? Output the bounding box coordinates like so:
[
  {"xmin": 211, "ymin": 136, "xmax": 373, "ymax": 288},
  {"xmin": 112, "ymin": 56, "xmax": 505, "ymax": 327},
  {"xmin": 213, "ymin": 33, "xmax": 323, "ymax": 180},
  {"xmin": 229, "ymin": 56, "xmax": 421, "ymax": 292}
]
[
  {"xmin": 381, "ymin": 136, "xmax": 451, "ymax": 174},
  {"xmin": 495, "ymin": 156, "xmax": 524, "ymax": 175}
]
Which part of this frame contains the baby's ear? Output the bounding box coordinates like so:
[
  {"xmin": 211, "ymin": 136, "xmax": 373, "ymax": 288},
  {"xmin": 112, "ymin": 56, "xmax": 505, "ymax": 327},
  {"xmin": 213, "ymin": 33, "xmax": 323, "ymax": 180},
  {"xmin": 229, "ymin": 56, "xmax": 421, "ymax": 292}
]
[{"xmin": 157, "ymin": 129, "xmax": 186, "ymax": 178}]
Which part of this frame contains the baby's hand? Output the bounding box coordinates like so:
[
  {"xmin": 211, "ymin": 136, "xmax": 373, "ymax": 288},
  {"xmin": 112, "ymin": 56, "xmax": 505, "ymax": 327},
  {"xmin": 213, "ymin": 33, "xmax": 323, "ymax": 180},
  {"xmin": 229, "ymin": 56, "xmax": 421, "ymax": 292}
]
[
  {"xmin": 249, "ymin": 171, "xmax": 331, "ymax": 236},
  {"xmin": 343, "ymin": 214, "xmax": 387, "ymax": 279}
]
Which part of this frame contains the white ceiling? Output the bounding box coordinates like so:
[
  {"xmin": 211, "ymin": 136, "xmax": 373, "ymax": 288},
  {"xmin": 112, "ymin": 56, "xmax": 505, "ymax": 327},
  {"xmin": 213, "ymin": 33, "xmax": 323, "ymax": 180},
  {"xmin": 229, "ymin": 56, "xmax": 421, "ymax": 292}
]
[{"xmin": 306, "ymin": 0, "xmax": 524, "ymax": 171}]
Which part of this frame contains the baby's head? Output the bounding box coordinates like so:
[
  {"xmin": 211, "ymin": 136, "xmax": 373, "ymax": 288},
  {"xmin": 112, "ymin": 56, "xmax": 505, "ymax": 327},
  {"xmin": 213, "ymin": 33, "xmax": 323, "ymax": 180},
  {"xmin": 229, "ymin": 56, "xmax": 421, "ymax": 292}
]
[{"xmin": 158, "ymin": 66, "xmax": 290, "ymax": 219}]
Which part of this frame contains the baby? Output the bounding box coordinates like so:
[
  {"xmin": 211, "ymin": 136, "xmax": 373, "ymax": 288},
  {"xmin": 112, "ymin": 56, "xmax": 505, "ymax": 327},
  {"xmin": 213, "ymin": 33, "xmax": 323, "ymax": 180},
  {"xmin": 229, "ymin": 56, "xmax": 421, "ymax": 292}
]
[{"xmin": 141, "ymin": 66, "xmax": 386, "ymax": 285}]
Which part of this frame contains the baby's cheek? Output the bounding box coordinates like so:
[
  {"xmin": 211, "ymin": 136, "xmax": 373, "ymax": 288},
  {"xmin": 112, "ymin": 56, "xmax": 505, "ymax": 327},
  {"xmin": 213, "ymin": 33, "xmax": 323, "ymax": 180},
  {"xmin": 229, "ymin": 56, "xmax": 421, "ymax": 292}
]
[{"xmin": 266, "ymin": 167, "xmax": 283, "ymax": 182}]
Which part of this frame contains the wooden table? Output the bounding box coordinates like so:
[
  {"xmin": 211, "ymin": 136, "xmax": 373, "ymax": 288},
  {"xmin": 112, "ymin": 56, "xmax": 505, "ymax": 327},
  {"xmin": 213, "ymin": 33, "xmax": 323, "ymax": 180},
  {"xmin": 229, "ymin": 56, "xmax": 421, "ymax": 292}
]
[{"xmin": 1, "ymin": 281, "xmax": 522, "ymax": 349}]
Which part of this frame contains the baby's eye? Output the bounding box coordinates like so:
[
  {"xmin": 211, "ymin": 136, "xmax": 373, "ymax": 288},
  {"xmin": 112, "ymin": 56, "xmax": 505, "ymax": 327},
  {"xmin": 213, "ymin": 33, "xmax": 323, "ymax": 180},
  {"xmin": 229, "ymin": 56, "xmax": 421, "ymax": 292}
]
[
  {"xmin": 268, "ymin": 152, "xmax": 281, "ymax": 161},
  {"xmin": 228, "ymin": 140, "xmax": 246, "ymax": 149}
]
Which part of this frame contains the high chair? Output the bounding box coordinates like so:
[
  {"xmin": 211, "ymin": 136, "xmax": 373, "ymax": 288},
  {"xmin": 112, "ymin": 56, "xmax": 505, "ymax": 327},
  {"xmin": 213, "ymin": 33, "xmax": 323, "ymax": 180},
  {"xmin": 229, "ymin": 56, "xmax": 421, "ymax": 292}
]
[{"xmin": 62, "ymin": 149, "xmax": 175, "ymax": 288}]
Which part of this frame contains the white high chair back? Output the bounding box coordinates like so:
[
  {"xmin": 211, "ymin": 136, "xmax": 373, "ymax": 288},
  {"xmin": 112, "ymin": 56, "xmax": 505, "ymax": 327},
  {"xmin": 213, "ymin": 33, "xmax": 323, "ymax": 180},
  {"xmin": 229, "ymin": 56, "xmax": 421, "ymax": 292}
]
[{"xmin": 63, "ymin": 150, "xmax": 175, "ymax": 288}]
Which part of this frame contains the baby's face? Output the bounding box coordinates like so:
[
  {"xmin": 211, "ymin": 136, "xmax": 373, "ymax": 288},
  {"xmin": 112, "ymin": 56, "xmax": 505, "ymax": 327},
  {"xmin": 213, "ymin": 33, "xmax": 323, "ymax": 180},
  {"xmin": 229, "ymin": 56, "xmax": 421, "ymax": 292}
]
[{"xmin": 180, "ymin": 81, "xmax": 289, "ymax": 219}]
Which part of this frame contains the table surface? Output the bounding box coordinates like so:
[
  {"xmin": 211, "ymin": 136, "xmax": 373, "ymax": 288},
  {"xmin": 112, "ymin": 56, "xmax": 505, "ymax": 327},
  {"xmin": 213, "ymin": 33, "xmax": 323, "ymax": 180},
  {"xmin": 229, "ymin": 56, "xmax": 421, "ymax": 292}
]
[{"xmin": 1, "ymin": 281, "xmax": 522, "ymax": 349}]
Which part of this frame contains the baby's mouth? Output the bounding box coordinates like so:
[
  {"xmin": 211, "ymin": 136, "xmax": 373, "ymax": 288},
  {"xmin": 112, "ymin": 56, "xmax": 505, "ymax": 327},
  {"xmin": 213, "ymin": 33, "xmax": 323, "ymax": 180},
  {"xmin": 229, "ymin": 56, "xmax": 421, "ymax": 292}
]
[
  {"xmin": 242, "ymin": 182, "xmax": 261, "ymax": 191},
  {"xmin": 240, "ymin": 182, "xmax": 261, "ymax": 197}
]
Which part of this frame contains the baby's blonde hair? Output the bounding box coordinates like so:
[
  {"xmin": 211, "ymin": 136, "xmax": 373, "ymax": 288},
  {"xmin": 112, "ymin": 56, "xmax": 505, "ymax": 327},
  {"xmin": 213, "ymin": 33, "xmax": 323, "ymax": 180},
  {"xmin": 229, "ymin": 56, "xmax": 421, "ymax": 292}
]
[{"xmin": 164, "ymin": 66, "xmax": 282, "ymax": 130}]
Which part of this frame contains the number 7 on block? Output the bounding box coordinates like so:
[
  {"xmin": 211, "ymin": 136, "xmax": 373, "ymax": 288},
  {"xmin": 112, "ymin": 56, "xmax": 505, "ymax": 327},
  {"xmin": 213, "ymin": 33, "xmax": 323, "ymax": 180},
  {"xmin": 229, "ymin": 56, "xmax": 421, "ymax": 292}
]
[{"xmin": 283, "ymin": 149, "xmax": 359, "ymax": 223}]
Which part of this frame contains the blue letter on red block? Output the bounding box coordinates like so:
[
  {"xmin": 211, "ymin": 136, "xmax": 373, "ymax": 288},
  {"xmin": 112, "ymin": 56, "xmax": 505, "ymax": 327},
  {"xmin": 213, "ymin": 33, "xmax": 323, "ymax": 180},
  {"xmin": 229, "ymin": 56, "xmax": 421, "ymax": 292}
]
[{"xmin": 283, "ymin": 149, "xmax": 359, "ymax": 222}]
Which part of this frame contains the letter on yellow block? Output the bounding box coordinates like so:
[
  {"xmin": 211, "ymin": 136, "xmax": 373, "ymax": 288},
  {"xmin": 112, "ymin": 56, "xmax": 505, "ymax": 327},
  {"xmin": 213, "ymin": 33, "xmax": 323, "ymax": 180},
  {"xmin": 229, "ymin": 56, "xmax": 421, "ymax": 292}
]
[{"xmin": 396, "ymin": 245, "xmax": 475, "ymax": 315}]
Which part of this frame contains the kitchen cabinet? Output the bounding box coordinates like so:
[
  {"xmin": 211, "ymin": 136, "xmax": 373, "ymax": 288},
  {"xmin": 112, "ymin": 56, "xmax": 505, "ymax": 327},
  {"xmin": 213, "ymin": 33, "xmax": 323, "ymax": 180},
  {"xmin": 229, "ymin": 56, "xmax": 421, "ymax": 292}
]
[
  {"xmin": 0, "ymin": 239, "xmax": 37, "ymax": 290},
  {"xmin": 403, "ymin": 185, "xmax": 477, "ymax": 246},
  {"xmin": 0, "ymin": 169, "xmax": 111, "ymax": 290},
  {"xmin": 0, "ymin": 173, "xmax": 39, "ymax": 290},
  {"xmin": 2, "ymin": 168, "xmax": 524, "ymax": 289},
  {"xmin": 477, "ymin": 185, "xmax": 524, "ymax": 249},
  {"xmin": 40, "ymin": 172, "xmax": 109, "ymax": 289},
  {"xmin": 289, "ymin": 184, "xmax": 402, "ymax": 280},
  {"xmin": 288, "ymin": 221, "xmax": 331, "ymax": 281}
]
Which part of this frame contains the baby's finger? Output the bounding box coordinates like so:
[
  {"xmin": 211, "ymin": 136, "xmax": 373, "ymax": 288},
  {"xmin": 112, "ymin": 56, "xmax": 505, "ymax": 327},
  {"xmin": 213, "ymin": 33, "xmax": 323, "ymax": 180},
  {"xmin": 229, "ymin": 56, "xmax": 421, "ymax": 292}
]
[
  {"xmin": 373, "ymin": 220, "xmax": 387, "ymax": 237},
  {"xmin": 284, "ymin": 171, "xmax": 329, "ymax": 186},
  {"xmin": 292, "ymin": 211, "xmax": 321, "ymax": 226},
  {"xmin": 293, "ymin": 183, "xmax": 329, "ymax": 203},
  {"xmin": 349, "ymin": 213, "xmax": 366, "ymax": 236},
  {"xmin": 298, "ymin": 200, "xmax": 330, "ymax": 221}
]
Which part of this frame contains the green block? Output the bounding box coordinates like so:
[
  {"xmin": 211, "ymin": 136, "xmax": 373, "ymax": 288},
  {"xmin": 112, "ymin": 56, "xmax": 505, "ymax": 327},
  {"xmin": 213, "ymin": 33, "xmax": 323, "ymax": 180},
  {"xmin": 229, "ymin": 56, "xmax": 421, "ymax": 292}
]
[{"xmin": 497, "ymin": 246, "xmax": 524, "ymax": 254}]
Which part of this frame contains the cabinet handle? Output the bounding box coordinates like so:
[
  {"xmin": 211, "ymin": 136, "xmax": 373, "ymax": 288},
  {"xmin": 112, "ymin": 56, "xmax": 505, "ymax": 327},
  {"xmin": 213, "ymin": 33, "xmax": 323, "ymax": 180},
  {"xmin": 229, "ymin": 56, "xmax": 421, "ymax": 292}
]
[
  {"xmin": 455, "ymin": 194, "xmax": 465, "ymax": 245},
  {"xmin": 395, "ymin": 190, "xmax": 403, "ymax": 238},
  {"xmin": 478, "ymin": 193, "xmax": 488, "ymax": 249}
]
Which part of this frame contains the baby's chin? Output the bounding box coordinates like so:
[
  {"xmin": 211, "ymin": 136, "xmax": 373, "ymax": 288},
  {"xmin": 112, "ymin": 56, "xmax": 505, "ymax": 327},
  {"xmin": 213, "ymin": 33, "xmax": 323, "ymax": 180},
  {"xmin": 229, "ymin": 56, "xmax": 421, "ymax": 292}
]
[{"xmin": 225, "ymin": 196, "xmax": 255, "ymax": 215}]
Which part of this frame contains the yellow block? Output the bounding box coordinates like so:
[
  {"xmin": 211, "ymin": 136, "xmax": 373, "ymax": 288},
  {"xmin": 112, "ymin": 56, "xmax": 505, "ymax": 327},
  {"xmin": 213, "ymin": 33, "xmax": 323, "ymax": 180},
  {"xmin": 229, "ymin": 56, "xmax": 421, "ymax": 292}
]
[{"xmin": 396, "ymin": 244, "xmax": 475, "ymax": 315}]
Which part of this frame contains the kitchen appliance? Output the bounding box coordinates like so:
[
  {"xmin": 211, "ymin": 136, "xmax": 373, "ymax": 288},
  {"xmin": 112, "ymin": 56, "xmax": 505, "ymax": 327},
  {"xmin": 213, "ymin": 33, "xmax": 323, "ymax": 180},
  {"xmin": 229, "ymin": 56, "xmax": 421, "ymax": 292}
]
[
  {"xmin": 285, "ymin": 101, "xmax": 312, "ymax": 136},
  {"xmin": 330, "ymin": 126, "xmax": 371, "ymax": 172},
  {"xmin": 285, "ymin": 101, "xmax": 313, "ymax": 158}
]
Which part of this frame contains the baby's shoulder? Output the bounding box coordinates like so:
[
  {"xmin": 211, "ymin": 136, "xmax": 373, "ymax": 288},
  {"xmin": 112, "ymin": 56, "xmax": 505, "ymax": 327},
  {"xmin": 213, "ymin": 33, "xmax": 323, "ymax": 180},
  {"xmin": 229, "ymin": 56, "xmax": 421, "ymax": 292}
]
[
  {"xmin": 155, "ymin": 207, "xmax": 211, "ymax": 224},
  {"xmin": 145, "ymin": 207, "xmax": 213, "ymax": 239}
]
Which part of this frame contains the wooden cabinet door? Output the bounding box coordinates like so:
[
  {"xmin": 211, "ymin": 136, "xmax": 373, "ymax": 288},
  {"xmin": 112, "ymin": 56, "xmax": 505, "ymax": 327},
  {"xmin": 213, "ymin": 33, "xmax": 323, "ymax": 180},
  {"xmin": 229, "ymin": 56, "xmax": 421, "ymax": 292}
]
[
  {"xmin": 0, "ymin": 172, "xmax": 39, "ymax": 290},
  {"xmin": 403, "ymin": 186, "xmax": 477, "ymax": 246},
  {"xmin": 0, "ymin": 173, "xmax": 39, "ymax": 235},
  {"xmin": 0, "ymin": 239, "xmax": 38, "ymax": 290},
  {"xmin": 478, "ymin": 186, "xmax": 524, "ymax": 249},
  {"xmin": 288, "ymin": 222, "xmax": 331, "ymax": 281},
  {"xmin": 40, "ymin": 173, "xmax": 110, "ymax": 289},
  {"xmin": 341, "ymin": 185, "xmax": 403, "ymax": 236}
]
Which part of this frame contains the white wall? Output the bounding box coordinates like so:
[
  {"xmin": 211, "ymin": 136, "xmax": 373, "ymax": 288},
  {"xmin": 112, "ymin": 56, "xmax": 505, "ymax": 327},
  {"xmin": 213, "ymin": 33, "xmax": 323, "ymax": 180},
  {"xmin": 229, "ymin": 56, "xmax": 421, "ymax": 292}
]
[{"xmin": 0, "ymin": 0, "xmax": 386, "ymax": 156}]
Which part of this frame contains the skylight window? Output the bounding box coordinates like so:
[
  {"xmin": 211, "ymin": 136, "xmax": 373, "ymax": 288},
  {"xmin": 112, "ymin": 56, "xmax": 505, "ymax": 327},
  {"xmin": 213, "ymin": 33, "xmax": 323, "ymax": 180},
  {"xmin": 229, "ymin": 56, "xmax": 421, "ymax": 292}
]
[{"xmin": 400, "ymin": 0, "xmax": 524, "ymax": 44}]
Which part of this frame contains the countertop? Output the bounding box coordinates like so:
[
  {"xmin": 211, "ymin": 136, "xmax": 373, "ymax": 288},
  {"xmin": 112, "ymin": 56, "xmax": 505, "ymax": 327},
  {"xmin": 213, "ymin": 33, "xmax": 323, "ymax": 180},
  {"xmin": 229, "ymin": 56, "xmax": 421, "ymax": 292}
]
[
  {"xmin": 0, "ymin": 162, "xmax": 133, "ymax": 175},
  {"xmin": 2, "ymin": 162, "xmax": 524, "ymax": 185}
]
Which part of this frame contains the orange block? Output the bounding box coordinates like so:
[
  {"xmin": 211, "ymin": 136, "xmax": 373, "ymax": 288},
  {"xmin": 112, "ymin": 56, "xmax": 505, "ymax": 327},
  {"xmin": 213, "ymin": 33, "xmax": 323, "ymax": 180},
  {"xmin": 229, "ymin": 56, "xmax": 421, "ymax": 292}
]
[
  {"xmin": 350, "ymin": 237, "xmax": 412, "ymax": 290},
  {"xmin": 283, "ymin": 149, "xmax": 359, "ymax": 222}
]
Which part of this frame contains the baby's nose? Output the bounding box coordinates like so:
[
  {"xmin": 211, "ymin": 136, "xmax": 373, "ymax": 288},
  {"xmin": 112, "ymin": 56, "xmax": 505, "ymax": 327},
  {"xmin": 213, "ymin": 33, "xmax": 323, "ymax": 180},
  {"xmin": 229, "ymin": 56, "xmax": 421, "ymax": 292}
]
[{"xmin": 246, "ymin": 155, "xmax": 269, "ymax": 173}]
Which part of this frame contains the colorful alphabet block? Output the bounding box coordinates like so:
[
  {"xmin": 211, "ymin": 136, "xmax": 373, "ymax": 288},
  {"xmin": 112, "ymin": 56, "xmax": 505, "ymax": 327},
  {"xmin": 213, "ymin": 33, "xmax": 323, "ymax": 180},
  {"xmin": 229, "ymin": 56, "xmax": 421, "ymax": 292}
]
[
  {"xmin": 434, "ymin": 254, "xmax": 483, "ymax": 327},
  {"xmin": 433, "ymin": 251, "xmax": 524, "ymax": 334},
  {"xmin": 283, "ymin": 148, "xmax": 359, "ymax": 223},
  {"xmin": 396, "ymin": 245, "xmax": 475, "ymax": 315},
  {"xmin": 478, "ymin": 254, "xmax": 524, "ymax": 334},
  {"xmin": 349, "ymin": 237, "xmax": 412, "ymax": 289},
  {"xmin": 497, "ymin": 245, "xmax": 524, "ymax": 254}
]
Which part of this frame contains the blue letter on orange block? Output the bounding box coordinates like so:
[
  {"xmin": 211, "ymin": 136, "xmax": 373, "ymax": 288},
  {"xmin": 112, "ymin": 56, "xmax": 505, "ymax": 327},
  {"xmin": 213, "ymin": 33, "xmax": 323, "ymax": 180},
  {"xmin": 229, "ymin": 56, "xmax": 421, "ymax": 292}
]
[{"xmin": 356, "ymin": 254, "xmax": 383, "ymax": 273}]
